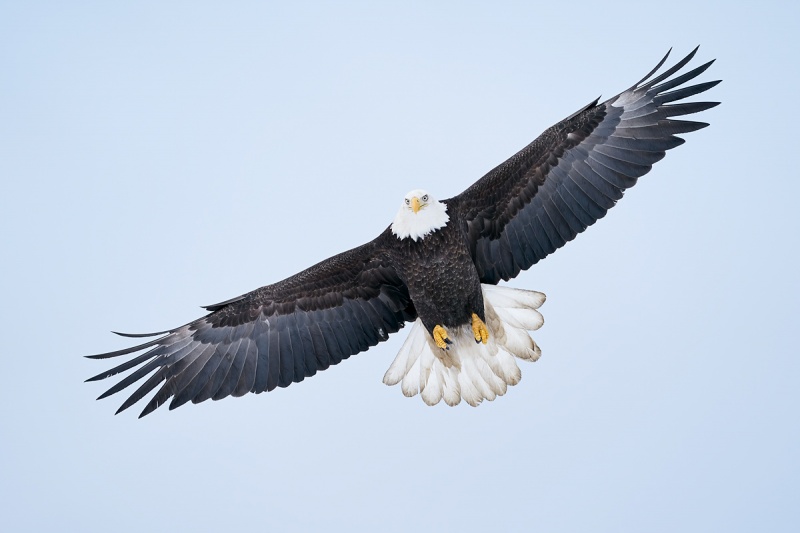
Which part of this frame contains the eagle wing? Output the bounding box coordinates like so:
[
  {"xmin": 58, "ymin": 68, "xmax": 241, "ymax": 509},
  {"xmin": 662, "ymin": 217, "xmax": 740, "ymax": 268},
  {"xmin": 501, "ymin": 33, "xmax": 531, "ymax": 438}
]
[
  {"xmin": 87, "ymin": 234, "xmax": 414, "ymax": 417},
  {"xmin": 448, "ymin": 47, "xmax": 720, "ymax": 284}
]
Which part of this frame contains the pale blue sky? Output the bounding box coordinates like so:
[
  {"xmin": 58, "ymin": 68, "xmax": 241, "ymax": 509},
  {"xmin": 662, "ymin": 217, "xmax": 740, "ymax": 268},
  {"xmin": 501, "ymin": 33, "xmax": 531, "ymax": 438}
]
[{"xmin": 1, "ymin": 1, "xmax": 798, "ymax": 531}]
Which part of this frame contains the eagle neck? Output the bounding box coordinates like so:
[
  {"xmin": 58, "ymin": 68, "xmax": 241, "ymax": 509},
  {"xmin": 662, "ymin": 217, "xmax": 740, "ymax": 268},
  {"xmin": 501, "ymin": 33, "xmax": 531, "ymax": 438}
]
[{"xmin": 391, "ymin": 200, "xmax": 450, "ymax": 242}]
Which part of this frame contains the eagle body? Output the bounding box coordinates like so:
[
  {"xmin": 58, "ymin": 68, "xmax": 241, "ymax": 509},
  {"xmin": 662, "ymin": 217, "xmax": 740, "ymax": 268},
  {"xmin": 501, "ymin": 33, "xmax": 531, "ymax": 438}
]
[
  {"xmin": 381, "ymin": 211, "xmax": 485, "ymax": 334},
  {"xmin": 87, "ymin": 48, "xmax": 720, "ymax": 417}
]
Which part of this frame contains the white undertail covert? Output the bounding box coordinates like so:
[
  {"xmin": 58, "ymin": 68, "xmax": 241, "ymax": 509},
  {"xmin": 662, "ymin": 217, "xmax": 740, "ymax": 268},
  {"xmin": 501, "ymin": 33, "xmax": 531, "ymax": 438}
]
[{"xmin": 383, "ymin": 285, "xmax": 545, "ymax": 406}]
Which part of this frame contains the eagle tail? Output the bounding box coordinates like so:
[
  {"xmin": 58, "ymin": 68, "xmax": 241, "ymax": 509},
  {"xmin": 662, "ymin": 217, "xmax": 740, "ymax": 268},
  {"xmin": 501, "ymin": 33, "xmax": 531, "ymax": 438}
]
[{"xmin": 382, "ymin": 285, "xmax": 545, "ymax": 406}]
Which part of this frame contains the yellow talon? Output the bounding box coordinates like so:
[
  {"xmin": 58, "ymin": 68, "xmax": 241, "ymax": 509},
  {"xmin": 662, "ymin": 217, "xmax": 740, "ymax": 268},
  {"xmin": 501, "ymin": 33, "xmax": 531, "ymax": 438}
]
[
  {"xmin": 432, "ymin": 325, "xmax": 451, "ymax": 349},
  {"xmin": 471, "ymin": 313, "xmax": 489, "ymax": 344}
]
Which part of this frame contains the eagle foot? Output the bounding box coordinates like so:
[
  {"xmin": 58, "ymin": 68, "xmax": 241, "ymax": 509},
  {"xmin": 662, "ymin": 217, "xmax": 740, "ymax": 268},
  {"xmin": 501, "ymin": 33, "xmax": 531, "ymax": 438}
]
[
  {"xmin": 432, "ymin": 325, "xmax": 452, "ymax": 350},
  {"xmin": 471, "ymin": 313, "xmax": 489, "ymax": 344}
]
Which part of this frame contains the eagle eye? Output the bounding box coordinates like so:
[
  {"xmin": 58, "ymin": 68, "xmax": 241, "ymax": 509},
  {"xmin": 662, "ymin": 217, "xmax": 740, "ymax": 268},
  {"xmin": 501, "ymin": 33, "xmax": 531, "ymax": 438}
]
[
  {"xmin": 405, "ymin": 198, "xmax": 410, "ymax": 205},
  {"xmin": 422, "ymin": 194, "xmax": 429, "ymax": 202}
]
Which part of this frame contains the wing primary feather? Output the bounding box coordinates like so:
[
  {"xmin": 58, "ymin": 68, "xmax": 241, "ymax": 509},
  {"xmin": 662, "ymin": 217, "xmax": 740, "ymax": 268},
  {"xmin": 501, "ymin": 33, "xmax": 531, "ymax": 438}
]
[
  {"xmin": 96, "ymin": 358, "xmax": 164, "ymax": 400},
  {"xmin": 212, "ymin": 338, "xmax": 250, "ymax": 400},
  {"xmin": 604, "ymin": 135, "xmax": 684, "ymax": 152},
  {"xmin": 660, "ymin": 101, "xmax": 720, "ymax": 117},
  {"xmin": 589, "ymin": 151, "xmax": 652, "ymax": 177},
  {"xmin": 650, "ymin": 59, "xmax": 716, "ymax": 93},
  {"xmin": 638, "ymin": 46, "xmax": 698, "ymax": 88},
  {"xmin": 629, "ymin": 47, "xmax": 673, "ymax": 88},
  {"xmin": 656, "ymin": 119, "xmax": 710, "ymax": 135},
  {"xmin": 112, "ymin": 329, "xmax": 172, "ymax": 338},
  {"xmin": 169, "ymin": 338, "xmax": 232, "ymax": 399},
  {"xmin": 187, "ymin": 345, "xmax": 228, "ymax": 403},
  {"xmin": 114, "ymin": 367, "xmax": 169, "ymax": 415},
  {"xmin": 594, "ymin": 144, "xmax": 665, "ymax": 166},
  {"xmin": 85, "ymin": 337, "xmax": 164, "ymax": 359},
  {"xmin": 138, "ymin": 374, "xmax": 178, "ymax": 417},
  {"xmin": 139, "ymin": 344, "xmax": 212, "ymax": 412},
  {"xmin": 657, "ymin": 80, "xmax": 722, "ymax": 104},
  {"xmin": 85, "ymin": 347, "xmax": 162, "ymax": 382},
  {"xmin": 577, "ymin": 158, "xmax": 630, "ymax": 197},
  {"xmin": 194, "ymin": 339, "xmax": 240, "ymax": 402},
  {"xmin": 167, "ymin": 344, "xmax": 219, "ymax": 408},
  {"xmin": 176, "ymin": 346, "xmax": 224, "ymax": 407}
]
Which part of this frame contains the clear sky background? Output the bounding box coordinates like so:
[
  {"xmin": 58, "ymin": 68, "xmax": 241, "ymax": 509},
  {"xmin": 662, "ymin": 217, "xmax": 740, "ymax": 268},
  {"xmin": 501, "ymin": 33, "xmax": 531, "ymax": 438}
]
[{"xmin": 1, "ymin": 1, "xmax": 798, "ymax": 531}]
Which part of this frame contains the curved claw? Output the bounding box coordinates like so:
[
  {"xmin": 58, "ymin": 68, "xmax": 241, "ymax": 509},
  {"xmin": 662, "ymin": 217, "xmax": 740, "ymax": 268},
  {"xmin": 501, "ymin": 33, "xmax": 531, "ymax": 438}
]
[
  {"xmin": 471, "ymin": 313, "xmax": 489, "ymax": 344},
  {"xmin": 432, "ymin": 325, "xmax": 451, "ymax": 350}
]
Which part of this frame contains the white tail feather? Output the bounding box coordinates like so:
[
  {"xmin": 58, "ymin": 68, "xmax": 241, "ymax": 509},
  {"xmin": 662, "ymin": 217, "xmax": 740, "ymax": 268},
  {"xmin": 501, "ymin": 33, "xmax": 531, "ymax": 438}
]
[{"xmin": 382, "ymin": 284, "xmax": 545, "ymax": 406}]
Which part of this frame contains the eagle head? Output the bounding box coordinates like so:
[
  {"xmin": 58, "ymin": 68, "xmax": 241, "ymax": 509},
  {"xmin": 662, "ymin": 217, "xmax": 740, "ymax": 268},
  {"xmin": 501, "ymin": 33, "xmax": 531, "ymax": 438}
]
[{"xmin": 391, "ymin": 189, "xmax": 449, "ymax": 241}]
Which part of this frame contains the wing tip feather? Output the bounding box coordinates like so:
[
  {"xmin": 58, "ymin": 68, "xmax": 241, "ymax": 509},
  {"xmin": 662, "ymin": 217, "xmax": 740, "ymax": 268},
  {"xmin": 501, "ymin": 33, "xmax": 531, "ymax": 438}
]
[
  {"xmin": 112, "ymin": 329, "xmax": 170, "ymax": 338},
  {"xmin": 631, "ymin": 47, "xmax": 673, "ymax": 88}
]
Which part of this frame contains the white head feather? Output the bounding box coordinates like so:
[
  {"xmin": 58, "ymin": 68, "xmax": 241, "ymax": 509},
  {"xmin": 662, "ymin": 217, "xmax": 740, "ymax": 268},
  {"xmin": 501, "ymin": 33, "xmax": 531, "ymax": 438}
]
[{"xmin": 391, "ymin": 189, "xmax": 450, "ymax": 241}]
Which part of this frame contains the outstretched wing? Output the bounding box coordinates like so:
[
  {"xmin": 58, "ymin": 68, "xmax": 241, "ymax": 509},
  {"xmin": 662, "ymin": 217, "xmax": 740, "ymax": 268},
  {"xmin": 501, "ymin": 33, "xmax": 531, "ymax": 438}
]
[
  {"xmin": 449, "ymin": 47, "xmax": 720, "ymax": 284},
  {"xmin": 86, "ymin": 234, "xmax": 414, "ymax": 417}
]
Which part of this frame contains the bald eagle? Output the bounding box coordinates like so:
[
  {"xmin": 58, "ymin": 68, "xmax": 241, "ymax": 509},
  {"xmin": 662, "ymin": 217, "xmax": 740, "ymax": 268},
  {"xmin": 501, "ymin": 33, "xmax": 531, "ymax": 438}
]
[{"xmin": 87, "ymin": 48, "xmax": 719, "ymax": 417}]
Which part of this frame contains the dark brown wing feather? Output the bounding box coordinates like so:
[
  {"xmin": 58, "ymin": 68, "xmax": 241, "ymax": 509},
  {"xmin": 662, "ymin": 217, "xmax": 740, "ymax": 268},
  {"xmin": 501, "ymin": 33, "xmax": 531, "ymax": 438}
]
[
  {"xmin": 86, "ymin": 232, "xmax": 414, "ymax": 417},
  {"xmin": 448, "ymin": 47, "xmax": 720, "ymax": 284}
]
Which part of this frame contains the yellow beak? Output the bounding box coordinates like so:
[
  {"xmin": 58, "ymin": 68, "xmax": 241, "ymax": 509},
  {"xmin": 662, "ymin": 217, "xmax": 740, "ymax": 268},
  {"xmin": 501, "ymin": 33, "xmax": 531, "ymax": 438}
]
[{"xmin": 411, "ymin": 197, "xmax": 421, "ymax": 213}]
